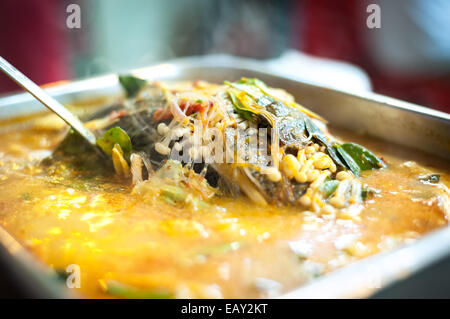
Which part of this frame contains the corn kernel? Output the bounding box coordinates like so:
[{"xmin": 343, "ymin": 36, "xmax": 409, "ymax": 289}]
[
  {"xmin": 322, "ymin": 204, "xmax": 336, "ymax": 215},
  {"xmin": 329, "ymin": 195, "xmax": 345, "ymax": 208},
  {"xmin": 336, "ymin": 171, "xmax": 352, "ymax": 181},
  {"xmin": 330, "ymin": 162, "xmax": 337, "ymax": 173},
  {"xmin": 297, "ymin": 159, "xmax": 313, "ymax": 182},
  {"xmin": 313, "ymin": 156, "xmax": 333, "ymax": 170},
  {"xmin": 299, "ymin": 195, "xmax": 311, "ymax": 206},
  {"xmin": 297, "ymin": 149, "xmax": 306, "ymax": 164},
  {"xmin": 295, "ymin": 172, "xmax": 307, "ymax": 183},
  {"xmin": 307, "ymin": 169, "xmax": 320, "ymax": 182},
  {"xmin": 305, "ymin": 146, "xmax": 316, "ymax": 154},
  {"xmin": 281, "ymin": 154, "xmax": 300, "ymax": 179},
  {"xmin": 261, "ymin": 167, "xmax": 282, "ymax": 182}
]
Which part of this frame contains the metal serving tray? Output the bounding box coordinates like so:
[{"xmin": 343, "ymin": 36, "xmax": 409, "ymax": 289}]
[{"xmin": 0, "ymin": 55, "xmax": 449, "ymax": 298}]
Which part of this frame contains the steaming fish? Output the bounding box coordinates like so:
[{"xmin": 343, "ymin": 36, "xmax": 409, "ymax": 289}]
[{"xmin": 54, "ymin": 75, "xmax": 388, "ymax": 215}]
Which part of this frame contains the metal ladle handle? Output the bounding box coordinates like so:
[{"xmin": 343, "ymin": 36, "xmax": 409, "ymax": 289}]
[{"xmin": 0, "ymin": 56, "xmax": 96, "ymax": 145}]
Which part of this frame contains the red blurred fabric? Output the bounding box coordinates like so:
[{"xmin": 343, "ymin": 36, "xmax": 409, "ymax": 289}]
[
  {"xmin": 0, "ymin": 0, "xmax": 71, "ymax": 94},
  {"xmin": 294, "ymin": 0, "xmax": 450, "ymax": 113}
]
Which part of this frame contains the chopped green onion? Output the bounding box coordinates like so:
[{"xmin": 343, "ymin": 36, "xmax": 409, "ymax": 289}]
[
  {"xmin": 96, "ymin": 127, "xmax": 132, "ymax": 157},
  {"xmin": 118, "ymin": 75, "xmax": 147, "ymax": 97},
  {"xmin": 102, "ymin": 280, "xmax": 173, "ymax": 299},
  {"xmin": 319, "ymin": 180, "xmax": 339, "ymax": 198}
]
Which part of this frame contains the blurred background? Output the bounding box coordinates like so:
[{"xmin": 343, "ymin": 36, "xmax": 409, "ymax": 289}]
[{"xmin": 0, "ymin": 0, "xmax": 449, "ymax": 113}]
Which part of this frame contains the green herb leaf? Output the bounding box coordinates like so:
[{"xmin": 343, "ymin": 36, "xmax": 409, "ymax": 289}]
[
  {"xmin": 160, "ymin": 185, "xmax": 187, "ymax": 203},
  {"xmin": 118, "ymin": 74, "xmax": 147, "ymax": 98},
  {"xmin": 334, "ymin": 143, "xmax": 385, "ymax": 176},
  {"xmin": 361, "ymin": 186, "xmax": 380, "ymax": 200},
  {"xmin": 96, "ymin": 127, "xmax": 132, "ymax": 157},
  {"xmin": 335, "ymin": 143, "xmax": 385, "ymax": 176},
  {"xmin": 227, "ymin": 89, "xmax": 254, "ymax": 121},
  {"xmin": 341, "ymin": 143, "xmax": 386, "ymax": 170},
  {"xmin": 103, "ymin": 280, "xmax": 173, "ymax": 299},
  {"xmin": 319, "ymin": 180, "xmax": 339, "ymax": 198},
  {"xmin": 160, "ymin": 185, "xmax": 210, "ymax": 209},
  {"xmin": 236, "ymin": 77, "xmax": 264, "ymax": 86},
  {"xmin": 335, "ymin": 145, "xmax": 361, "ymax": 176},
  {"xmin": 226, "ymin": 79, "xmax": 273, "ymax": 107}
]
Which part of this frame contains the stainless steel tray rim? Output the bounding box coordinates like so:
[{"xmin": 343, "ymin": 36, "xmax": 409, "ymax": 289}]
[{"xmin": 1, "ymin": 55, "xmax": 449, "ymax": 121}]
